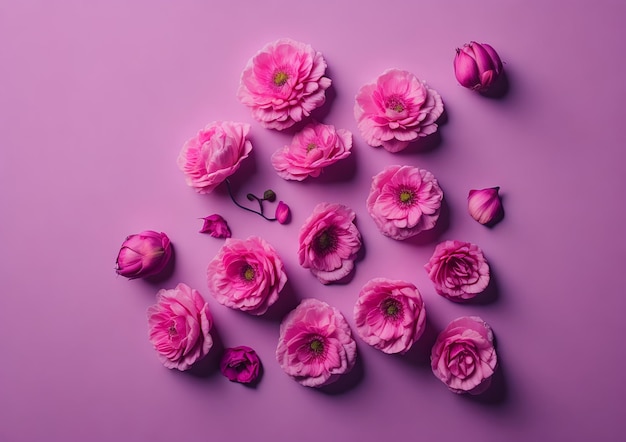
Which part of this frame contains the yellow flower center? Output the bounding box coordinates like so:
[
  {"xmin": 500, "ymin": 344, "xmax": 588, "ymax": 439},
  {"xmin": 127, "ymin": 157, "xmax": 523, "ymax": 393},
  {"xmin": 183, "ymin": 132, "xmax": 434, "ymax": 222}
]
[
  {"xmin": 387, "ymin": 97, "xmax": 405, "ymax": 112},
  {"xmin": 242, "ymin": 264, "xmax": 255, "ymax": 281},
  {"xmin": 381, "ymin": 298, "xmax": 402, "ymax": 320},
  {"xmin": 273, "ymin": 71, "xmax": 289, "ymax": 86},
  {"xmin": 399, "ymin": 190, "xmax": 414, "ymax": 204},
  {"xmin": 306, "ymin": 143, "xmax": 317, "ymax": 153}
]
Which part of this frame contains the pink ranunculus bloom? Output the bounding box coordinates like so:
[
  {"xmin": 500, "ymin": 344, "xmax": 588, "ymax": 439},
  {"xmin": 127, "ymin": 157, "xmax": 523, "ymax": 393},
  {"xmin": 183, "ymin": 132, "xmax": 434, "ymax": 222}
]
[
  {"xmin": 115, "ymin": 230, "xmax": 172, "ymax": 279},
  {"xmin": 147, "ymin": 283, "xmax": 213, "ymax": 371},
  {"xmin": 199, "ymin": 214, "xmax": 231, "ymax": 238},
  {"xmin": 276, "ymin": 298, "xmax": 357, "ymax": 388},
  {"xmin": 354, "ymin": 68, "xmax": 444, "ymax": 153},
  {"xmin": 431, "ymin": 316, "xmax": 497, "ymax": 394},
  {"xmin": 366, "ymin": 165, "xmax": 443, "ymax": 240},
  {"xmin": 271, "ymin": 122, "xmax": 352, "ymax": 181},
  {"xmin": 237, "ymin": 38, "xmax": 332, "ymax": 131},
  {"xmin": 177, "ymin": 121, "xmax": 252, "ymax": 194},
  {"xmin": 298, "ymin": 202, "xmax": 362, "ymax": 284},
  {"xmin": 354, "ymin": 278, "xmax": 426, "ymax": 355},
  {"xmin": 220, "ymin": 346, "xmax": 261, "ymax": 384},
  {"xmin": 207, "ymin": 236, "xmax": 287, "ymax": 315},
  {"xmin": 424, "ymin": 240, "xmax": 490, "ymax": 301}
]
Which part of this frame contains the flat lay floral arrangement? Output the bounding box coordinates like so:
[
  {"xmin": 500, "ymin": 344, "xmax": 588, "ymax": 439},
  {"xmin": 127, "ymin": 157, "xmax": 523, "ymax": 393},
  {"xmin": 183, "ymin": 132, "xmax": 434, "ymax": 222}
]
[{"xmin": 115, "ymin": 38, "xmax": 506, "ymax": 394}]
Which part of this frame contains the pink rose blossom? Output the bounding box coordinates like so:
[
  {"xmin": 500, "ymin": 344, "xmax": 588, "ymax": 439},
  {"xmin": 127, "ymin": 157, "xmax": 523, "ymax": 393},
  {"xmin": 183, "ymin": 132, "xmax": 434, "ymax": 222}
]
[
  {"xmin": 207, "ymin": 236, "xmax": 287, "ymax": 315},
  {"xmin": 115, "ymin": 230, "xmax": 172, "ymax": 279},
  {"xmin": 366, "ymin": 165, "xmax": 443, "ymax": 240},
  {"xmin": 298, "ymin": 202, "xmax": 362, "ymax": 284},
  {"xmin": 354, "ymin": 69, "xmax": 444, "ymax": 153},
  {"xmin": 220, "ymin": 346, "xmax": 261, "ymax": 384},
  {"xmin": 177, "ymin": 121, "xmax": 252, "ymax": 194},
  {"xmin": 147, "ymin": 283, "xmax": 213, "ymax": 371},
  {"xmin": 275, "ymin": 201, "xmax": 290, "ymax": 224},
  {"xmin": 424, "ymin": 240, "xmax": 490, "ymax": 301},
  {"xmin": 199, "ymin": 214, "xmax": 231, "ymax": 238},
  {"xmin": 276, "ymin": 298, "xmax": 357, "ymax": 388},
  {"xmin": 354, "ymin": 278, "xmax": 426, "ymax": 354},
  {"xmin": 431, "ymin": 316, "xmax": 497, "ymax": 394},
  {"xmin": 271, "ymin": 122, "xmax": 352, "ymax": 181},
  {"xmin": 237, "ymin": 38, "xmax": 331, "ymax": 130}
]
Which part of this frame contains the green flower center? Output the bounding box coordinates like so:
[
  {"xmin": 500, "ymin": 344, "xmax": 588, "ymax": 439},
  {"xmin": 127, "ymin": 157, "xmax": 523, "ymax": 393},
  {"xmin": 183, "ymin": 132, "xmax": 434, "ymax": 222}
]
[
  {"xmin": 399, "ymin": 189, "xmax": 414, "ymax": 205},
  {"xmin": 313, "ymin": 229, "xmax": 336, "ymax": 255},
  {"xmin": 242, "ymin": 264, "xmax": 255, "ymax": 281},
  {"xmin": 380, "ymin": 298, "xmax": 402, "ymax": 320},
  {"xmin": 309, "ymin": 338, "xmax": 324, "ymax": 355},
  {"xmin": 306, "ymin": 143, "xmax": 317, "ymax": 153},
  {"xmin": 273, "ymin": 71, "xmax": 289, "ymax": 86}
]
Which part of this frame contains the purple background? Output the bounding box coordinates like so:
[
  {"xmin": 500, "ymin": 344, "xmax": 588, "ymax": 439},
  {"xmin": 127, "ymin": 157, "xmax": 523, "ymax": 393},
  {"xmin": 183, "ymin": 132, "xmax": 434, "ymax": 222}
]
[{"xmin": 2, "ymin": 1, "xmax": 625, "ymax": 441}]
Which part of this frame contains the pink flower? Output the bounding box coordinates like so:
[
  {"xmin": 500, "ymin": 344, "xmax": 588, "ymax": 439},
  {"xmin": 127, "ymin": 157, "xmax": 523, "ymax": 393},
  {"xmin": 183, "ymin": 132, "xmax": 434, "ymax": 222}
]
[
  {"xmin": 147, "ymin": 283, "xmax": 213, "ymax": 371},
  {"xmin": 354, "ymin": 69, "xmax": 444, "ymax": 153},
  {"xmin": 276, "ymin": 298, "xmax": 357, "ymax": 388},
  {"xmin": 354, "ymin": 278, "xmax": 426, "ymax": 354},
  {"xmin": 207, "ymin": 236, "xmax": 287, "ymax": 315},
  {"xmin": 275, "ymin": 201, "xmax": 290, "ymax": 224},
  {"xmin": 220, "ymin": 346, "xmax": 261, "ymax": 384},
  {"xmin": 271, "ymin": 122, "xmax": 352, "ymax": 181},
  {"xmin": 199, "ymin": 214, "xmax": 231, "ymax": 238},
  {"xmin": 298, "ymin": 203, "xmax": 362, "ymax": 284},
  {"xmin": 431, "ymin": 316, "xmax": 497, "ymax": 394},
  {"xmin": 468, "ymin": 187, "xmax": 503, "ymax": 225},
  {"xmin": 424, "ymin": 240, "xmax": 490, "ymax": 301},
  {"xmin": 177, "ymin": 121, "xmax": 252, "ymax": 194},
  {"xmin": 454, "ymin": 42, "xmax": 503, "ymax": 92},
  {"xmin": 366, "ymin": 165, "xmax": 443, "ymax": 240},
  {"xmin": 237, "ymin": 38, "xmax": 332, "ymax": 130},
  {"xmin": 115, "ymin": 230, "xmax": 172, "ymax": 279}
]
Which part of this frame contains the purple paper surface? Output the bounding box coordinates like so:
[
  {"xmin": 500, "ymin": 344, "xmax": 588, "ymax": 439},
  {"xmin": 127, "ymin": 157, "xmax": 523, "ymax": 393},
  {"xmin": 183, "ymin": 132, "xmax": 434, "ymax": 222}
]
[{"xmin": 1, "ymin": 1, "xmax": 625, "ymax": 441}]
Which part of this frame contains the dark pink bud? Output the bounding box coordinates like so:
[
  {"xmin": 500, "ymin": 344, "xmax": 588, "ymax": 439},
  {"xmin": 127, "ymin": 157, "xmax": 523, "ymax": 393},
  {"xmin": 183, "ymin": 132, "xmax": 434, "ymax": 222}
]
[
  {"xmin": 199, "ymin": 214, "xmax": 231, "ymax": 238},
  {"xmin": 220, "ymin": 346, "xmax": 261, "ymax": 384},
  {"xmin": 454, "ymin": 42, "xmax": 503, "ymax": 91},
  {"xmin": 115, "ymin": 231, "xmax": 172, "ymax": 279},
  {"xmin": 275, "ymin": 201, "xmax": 290, "ymax": 224},
  {"xmin": 468, "ymin": 187, "xmax": 503, "ymax": 225}
]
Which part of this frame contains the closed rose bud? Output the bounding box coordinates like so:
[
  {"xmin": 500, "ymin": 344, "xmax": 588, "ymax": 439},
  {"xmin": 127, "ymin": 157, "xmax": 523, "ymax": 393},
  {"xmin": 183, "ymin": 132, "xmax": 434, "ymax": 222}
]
[
  {"xmin": 199, "ymin": 214, "xmax": 231, "ymax": 238},
  {"xmin": 275, "ymin": 201, "xmax": 290, "ymax": 224},
  {"xmin": 454, "ymin": 42, "xmax": 503, "ymax": 92},
  {"xmin": 468, "ymin": 187, "xmax": 503, "ymax": 225},
  {"xmin": 115, "ymin": 230, "xmax": 172, "ymax": 279}
]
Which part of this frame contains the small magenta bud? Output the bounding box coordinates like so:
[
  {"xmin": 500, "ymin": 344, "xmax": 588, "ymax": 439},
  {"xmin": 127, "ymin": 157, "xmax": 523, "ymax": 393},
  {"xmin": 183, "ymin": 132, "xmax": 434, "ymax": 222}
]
[
  {"xmin": 115, "ymin": 231, "xmax": 172, "ymax": 279},
  {"xmin": 468, "ymin": 187, "xmax": 503, "ymax": 226},
  {"xmin": 454, "ymin": 42, "xmax": 503, "ymax": 92}
]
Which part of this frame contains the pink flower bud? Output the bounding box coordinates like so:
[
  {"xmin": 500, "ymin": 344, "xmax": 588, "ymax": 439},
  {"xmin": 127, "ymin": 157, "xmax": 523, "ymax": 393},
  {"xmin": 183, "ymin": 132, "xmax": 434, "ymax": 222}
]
[
  {"xmin": 115, "ymin": 230, "xmax": 172, "ymax": 279},
  {"xmin": 468, "ymin": 187, "xmax": 503, "ymax": 225},
  {"xmin": 220, "ymin": 346, "xmax": 261, "ymax": 384},
  {"xmin": 199, "ymin": 214, "xmax": 231, "ymax": 238},
  {"xmin": 275, "ymin": 201, "xmax": 290, "ymax": 224},
  {"xmin": 454, "ymin": 42, "xmax": 503, "ymax": 92}
]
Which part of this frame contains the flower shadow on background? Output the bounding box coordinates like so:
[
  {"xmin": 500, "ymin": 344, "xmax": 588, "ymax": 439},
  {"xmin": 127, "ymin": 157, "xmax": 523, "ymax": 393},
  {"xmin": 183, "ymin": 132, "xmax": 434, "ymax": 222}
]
[
  {"xmin": 479, "ymin": 70, "xmax": 510, "ymax": 100},
  {"xmin": 393, "ymin": 108, "xmax": 448, "ymax": 156},
  {"xmin": 402, "ymin": 197, "xmax": 451, "ymax": 247},
  {"xmin": 393, "ymin": 314, "xmax": 441, "ymax": 368},
  {"xmin": 184, "ymin": 324, "xmax": 225, "ymax": 379},
  {"xmin": 255, "ymin": 277, "xmax": 301, "ymax": 323},
  {"xmin": 308, "ymin": 142, "xmax": 358, "ymax": 184},
  {"xmin": 461, "ymin": 337, "xmax": 509, "ymax": 406},
  {"xmin": 143, "ymin": 244, "xmax": 176, "ymax": 285},
  {"xmin": 464, "ymin": 264, "xmax": 501, "ymax": 305},
  {"xmin": 316, "ymin": 348, "xmax": 365, "ymax": 396}
]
